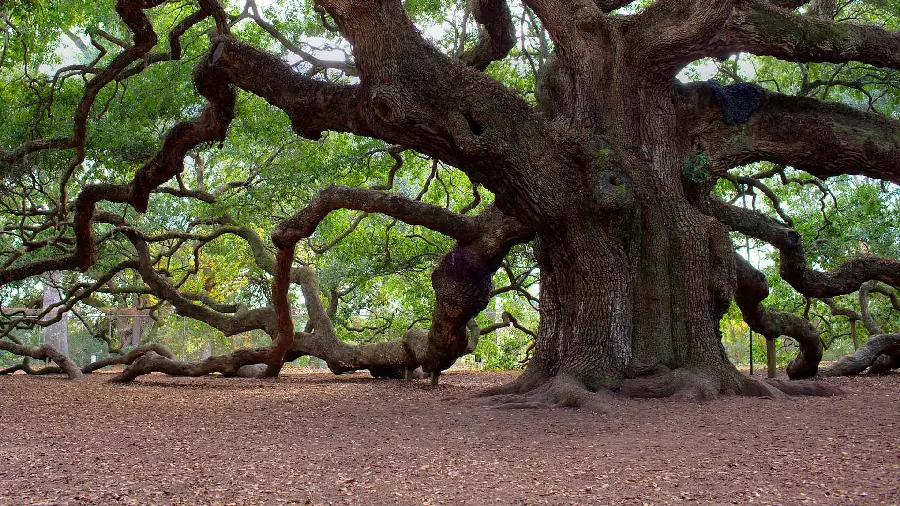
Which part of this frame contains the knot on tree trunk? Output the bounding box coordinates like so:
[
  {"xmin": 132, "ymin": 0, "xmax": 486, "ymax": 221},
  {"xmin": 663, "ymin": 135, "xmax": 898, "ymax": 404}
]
[
  {"xmin": 592, "ymin": 170, "xmax": 633, "ymax": 212},
  {"xmin": 370, "ymin": 87, "xmax": 408, "ymax": 125}
]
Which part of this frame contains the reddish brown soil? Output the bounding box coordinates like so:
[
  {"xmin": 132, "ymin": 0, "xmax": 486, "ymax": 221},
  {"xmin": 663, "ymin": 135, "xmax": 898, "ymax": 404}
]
[{"xmin": 0, "ymin": 370, "xmax": 898, "ymax": 505}]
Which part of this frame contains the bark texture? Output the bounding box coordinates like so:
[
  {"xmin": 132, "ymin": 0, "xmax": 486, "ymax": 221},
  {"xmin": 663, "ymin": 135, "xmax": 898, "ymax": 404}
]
[
  {"xmin": 823, "ymin": 334, "xmax": 900, "ymax": 376},
  {"xmin": 3, "ymin": 0, "xmax": 899, "ymax": 402}
]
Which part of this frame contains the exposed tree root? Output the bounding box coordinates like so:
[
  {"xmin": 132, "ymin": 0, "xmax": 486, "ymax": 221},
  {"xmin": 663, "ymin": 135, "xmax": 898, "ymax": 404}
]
[
  {"xmin": 478, "ymin": 369, "xmax": 613, "ymax": 412},
  {"xmin": 619, "ymin": 368, "xmax": 721, "ymax": 401},
  {"xmin": 757, "ymin": 378, "xmax": 842, "ymax": 396},
  {"xmin": 824, "ymin": 334, "xmax": 900, "ymax": 376},
  {"xmin": 480, "ymin": 363, "xmax": 842, "ymax": 410},
  {"xmin": 619, "ymin": 367, "xmax": 842, "ymax": 400}
]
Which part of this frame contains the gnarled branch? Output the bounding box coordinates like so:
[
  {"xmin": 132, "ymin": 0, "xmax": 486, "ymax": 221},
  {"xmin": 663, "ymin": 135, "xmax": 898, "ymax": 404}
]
[
  {"xmin": 709, "ymin": 198, "xmax": 900, "ymax": 298},
  {"xmin": 733, "ymin": 254, "xmax": 822, "ymax": 378},
  {"xmin": 459, "ymin": 0, "xmax": 516, "ymax": 71},
  {"xmin": 723, "ymin": 1, "xmax": 900, "ymax": 71}
]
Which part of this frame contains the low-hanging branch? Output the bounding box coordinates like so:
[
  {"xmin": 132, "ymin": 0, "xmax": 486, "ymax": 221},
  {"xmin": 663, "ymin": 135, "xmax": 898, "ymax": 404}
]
[
  {"xmin": 709, "ymin": 198, "xmax": 900, "ymax": 298},
  {"xmin": 124, "ymin": 231, "xmax": 277, "ymax": 337},
  {"xmin": 272, "ymin": 188, "xmax": 533, "ymax": 378},
  {"xmin": 90, "ymin": 198, "xmax": 528, "ymax": 382},
  {"xmin": 733, "ymin": 254, "xmax": 822, "ymax": 379},
  {"xmin": 458, "ymin": 0, "xmax": 516, "ymax": 71},
  {"xmin": 0, "ymin": 339, "xmax": 83, "ymax": 380},
  {"xmin": 824, "ymin": 334, "xmax": 900, "ymax": 376}
]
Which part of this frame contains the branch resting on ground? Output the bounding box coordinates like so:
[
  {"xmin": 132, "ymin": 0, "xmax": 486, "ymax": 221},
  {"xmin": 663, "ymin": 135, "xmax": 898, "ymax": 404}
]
[{"xmin": 824, "ymin": 334, "xmax": 900, "ymax": 376}]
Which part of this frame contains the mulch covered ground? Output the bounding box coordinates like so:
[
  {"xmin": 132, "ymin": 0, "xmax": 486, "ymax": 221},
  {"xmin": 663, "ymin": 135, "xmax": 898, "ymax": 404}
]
[{"xmin": 0, "ymin": 370, "xmax": 897, "ymax": 505}]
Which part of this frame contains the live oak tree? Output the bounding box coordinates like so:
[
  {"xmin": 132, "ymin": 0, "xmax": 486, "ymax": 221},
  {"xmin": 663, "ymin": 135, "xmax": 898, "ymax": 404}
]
[{"xmin": 1, "ymin": 0, "xmax": 898, "ymax": 405}]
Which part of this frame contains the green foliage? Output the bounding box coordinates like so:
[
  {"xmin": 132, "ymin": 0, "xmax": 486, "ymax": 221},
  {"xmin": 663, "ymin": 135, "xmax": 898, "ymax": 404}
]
[
  {"xmin": 681, "ymin": 152, "xmax": 710, "ymax": 183},
  {"xmin": 473, "ymin": 331, "xmax": 530, "ymax": 370},
  {"xmin": 2, "ymin": 0, "xmax": 896, "ymax": 376}
]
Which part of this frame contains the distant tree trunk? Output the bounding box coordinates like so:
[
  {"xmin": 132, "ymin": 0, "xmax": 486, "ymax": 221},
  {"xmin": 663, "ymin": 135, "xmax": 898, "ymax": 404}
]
[
  {"xmin": 115, "ymin": 295, "xmax": 131, "ymax": 349},
  {"xmin": 130, "ymin": 295, "xmax": 144, "ymax": 347},
  {"xmin": 42, "ymin": 271, "xmax": 69, "ymax": 356},
  {"xmin": 850, "ymin": 319, "xmax": 858, "ymax": 351},
  {"xmin": 200, "ymin": 341, "xmax": 212, "ymax": 360}
]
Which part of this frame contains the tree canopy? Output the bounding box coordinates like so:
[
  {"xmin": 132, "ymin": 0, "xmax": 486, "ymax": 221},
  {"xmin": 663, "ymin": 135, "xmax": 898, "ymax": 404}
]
[{"xmin": 1, "ymin": 0, "xmax": 898, "ymax": 404}]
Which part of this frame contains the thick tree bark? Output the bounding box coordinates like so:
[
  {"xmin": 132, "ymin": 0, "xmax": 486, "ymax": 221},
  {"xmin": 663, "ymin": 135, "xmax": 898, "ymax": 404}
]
[
  {"xmin": 0, "ymin": 340, "xmax": 82, "ymax": 380},
  {"xmin": 529, "ymin": 232, "xmax": 631, "ymax": 391},
  {"xmin": 492, "ymin": 56, "xmax": 754, "ymax": 403},
  {"xmin": 823, "ymin": 334, "xmax": 900, "ymax": 376}
]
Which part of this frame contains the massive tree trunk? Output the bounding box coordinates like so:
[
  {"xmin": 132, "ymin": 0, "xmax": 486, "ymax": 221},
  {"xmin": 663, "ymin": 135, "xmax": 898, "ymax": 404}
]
[
  {"xmin": 493, "ymin": 58, "xmax": 747, "ymax": 401},
  {"xmin": 529, "ymin": 230, "xmax": 632, "ymax": 391},
  {"xmin": 512, "ymin": 167, "xmax": 746, "ymax": 400}
]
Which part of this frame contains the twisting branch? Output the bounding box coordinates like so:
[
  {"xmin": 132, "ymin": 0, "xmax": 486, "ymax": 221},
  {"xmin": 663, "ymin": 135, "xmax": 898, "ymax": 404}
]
[
  {"xmin": 210, "ymin": 36, "xmax": 363, "ymax": 141},
  {"xmin": 310, "ymin": 212, "xmax": 369, "ymax": 254},
  {"xmin": 58, "ymin": 0, "xmax": 211, "ymax": 208},
  {"xmin": 273, "ymin": 186, "xmax": 533, "ymax": 378},
  {"xmin": 275, "ymin": 185, "xmax": 484, "ymax": 245},
  {"xmin": 723, "ymin": 1, "xmax": 900, "ymax": 71},
  {"xmin": 477, "ymin": 310, "xmax": 537, "ymax": 339},
  {"xmin": 709, "ymin": 198, "xmax": 900, "ymax": 298},
  {"xmin": 824, "ymin": 334, "xmax": 900, "ymax": 376},
  {"xmin": 0, "ymin": 340, "xmax": 83, "ymax": 379},
  {"xmin": 732, "ymin": 254, "xmax": 822, "ymax": 378},
  {"xmin": 1, "ymin": 138, "xmax": 75, "ymax": 166},
  {"xmin": 368, "ymin": 146, "xmax": 405, "ymax": 191},
  {"xmin": 0, "ymin": 33, "xmax": 237, "ymax": 288},
  {"xmin": 871, "ymin": 283, "xmax": 900, "ymax": 311},
  {"xmin": 232, "ymin": 0, "xmax": 357, "ymax": 75},
  {"xmin": 459, "ymin": 0, "xmax": 516, "ymax": 71},
  {"xmin": 723, "ymin": 174, "xmax": 793, "ymax": 226},
  {"xmin": 857, "ymin": 281, "xmax": 884, "ymax": 336},
  {"xmin": 2, "ymin": 1, "xmax": 167, "ymax": 177},
  {"xmin": 122, "ymin": 230, "xmax": 276, "ymax": 337}
]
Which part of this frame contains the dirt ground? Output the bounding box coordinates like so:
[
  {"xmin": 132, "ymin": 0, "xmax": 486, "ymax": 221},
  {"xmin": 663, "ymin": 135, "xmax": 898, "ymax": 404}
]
[{"xmin": 0, "ymin": 370, "xmax": 897, "ymax": 505}]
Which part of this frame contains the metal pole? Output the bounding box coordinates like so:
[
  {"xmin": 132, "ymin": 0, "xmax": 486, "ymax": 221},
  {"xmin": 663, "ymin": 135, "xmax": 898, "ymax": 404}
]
[
  {"xmin": 748, "ymin": 191, "xmax": 776, "ymax": 379},
  {"xmin": 742, "ymin": 188, "xmax": 754, "ymax": 376}
]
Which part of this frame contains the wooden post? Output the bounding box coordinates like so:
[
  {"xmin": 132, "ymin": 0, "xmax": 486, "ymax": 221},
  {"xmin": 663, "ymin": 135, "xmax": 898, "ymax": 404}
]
[
  {"xmin": 749, "ymin": 330, "xmax": 754, "ymax": 375},
  {"xmin": 766, "ymin": 337, "xmax": 776, "ymax": 378}
]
